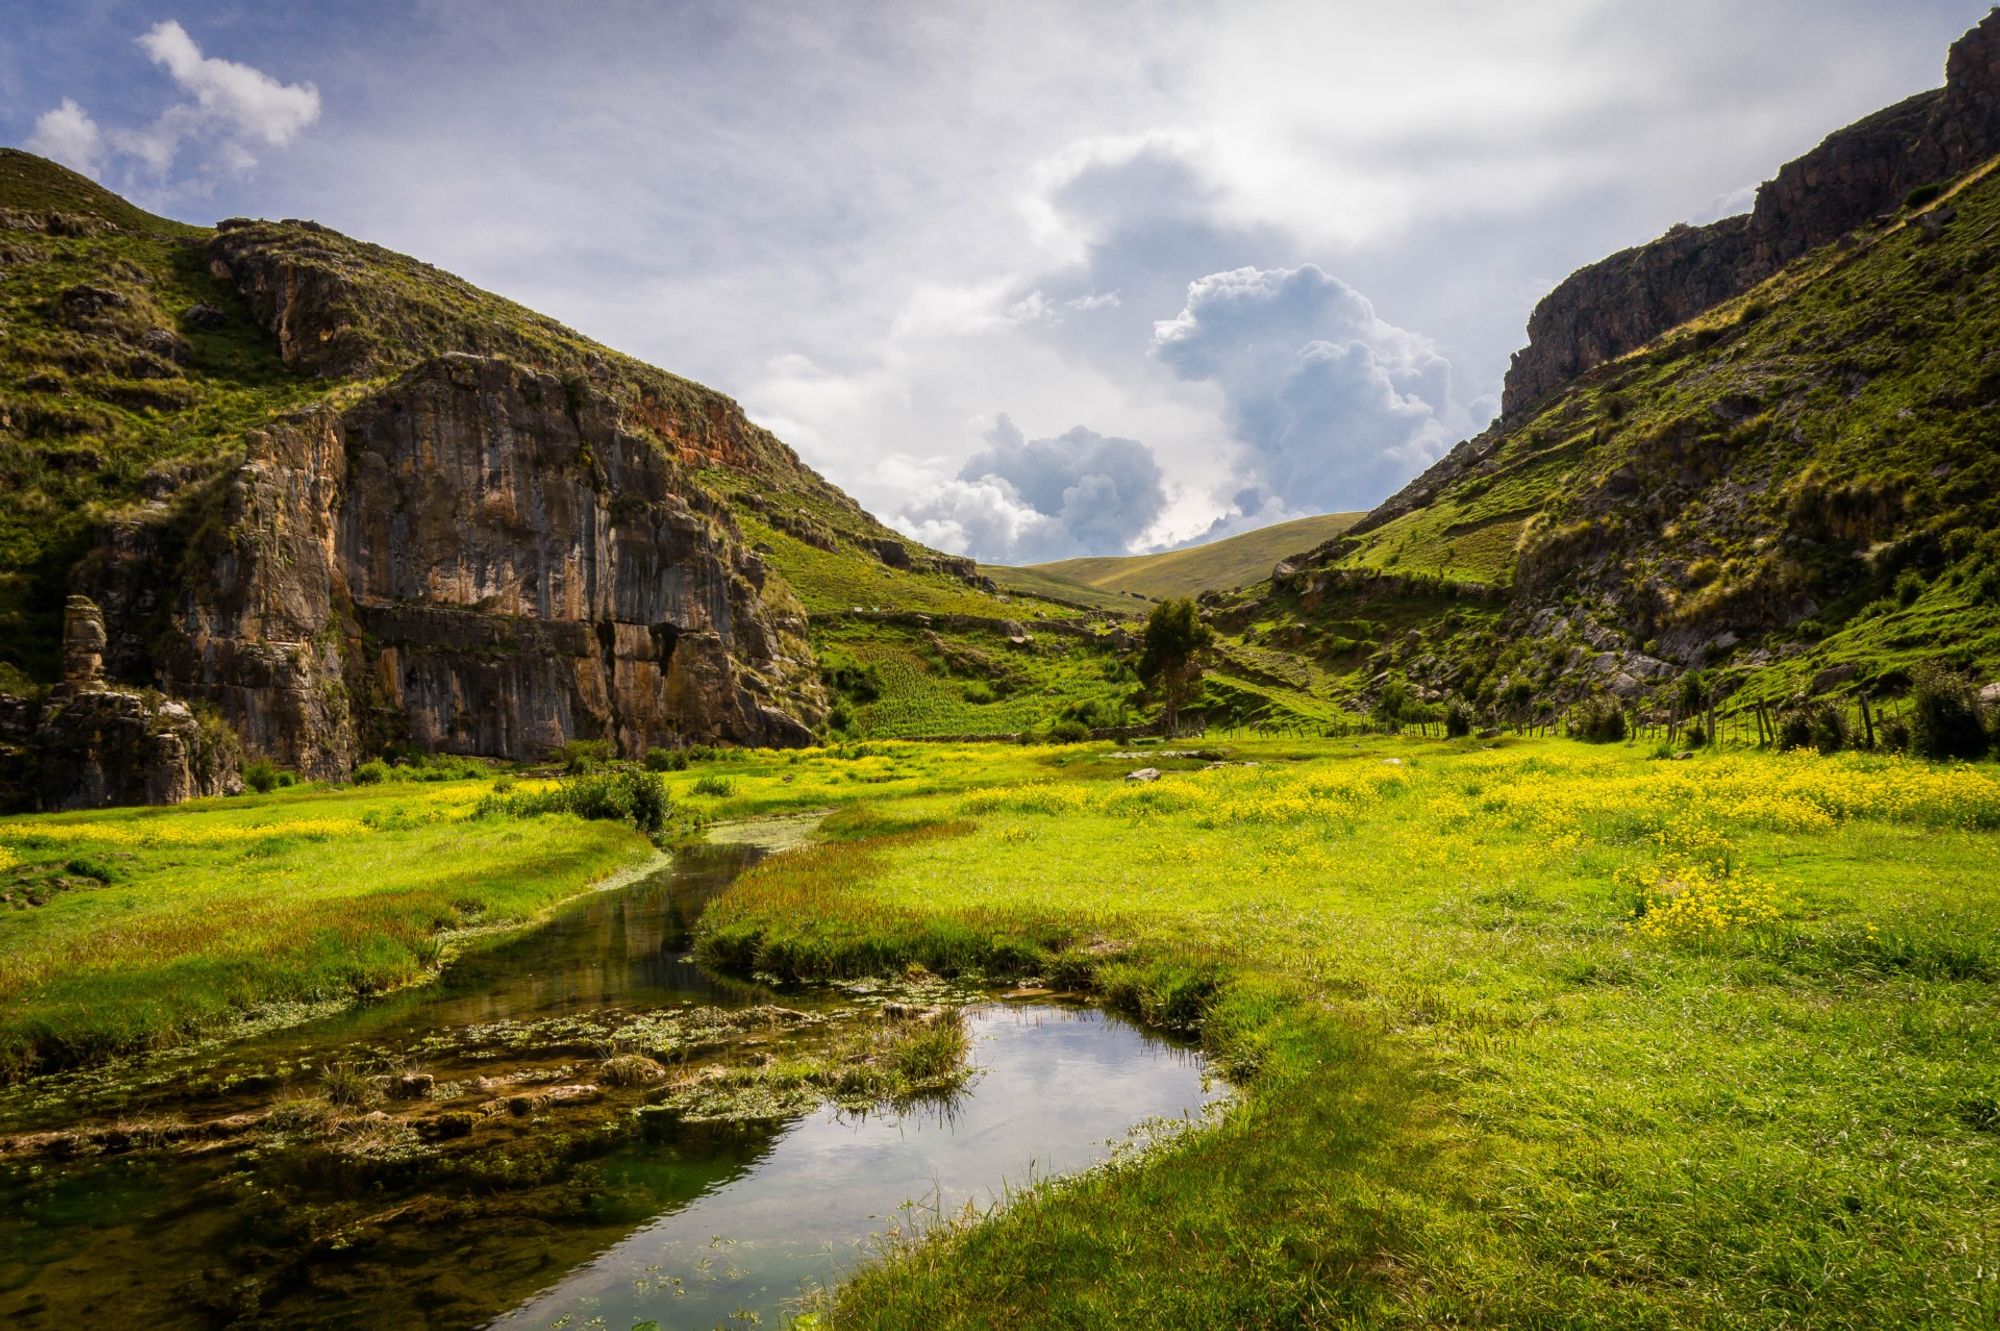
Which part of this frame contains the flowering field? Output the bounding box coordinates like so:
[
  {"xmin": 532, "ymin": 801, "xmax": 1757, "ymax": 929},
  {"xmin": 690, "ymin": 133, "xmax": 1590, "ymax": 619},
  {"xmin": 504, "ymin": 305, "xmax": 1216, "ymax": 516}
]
[{"xmin": 696, "ymin": 737, "xmax": 2000, "ymax": 1328}]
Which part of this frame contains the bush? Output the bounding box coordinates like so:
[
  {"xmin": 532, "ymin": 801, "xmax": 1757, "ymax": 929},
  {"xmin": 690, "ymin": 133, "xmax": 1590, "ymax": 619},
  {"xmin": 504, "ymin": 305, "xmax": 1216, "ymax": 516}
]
[
  {"xmin": 690, "ymin": 774, "xmax": 736, "ymax": 798},
  {"xmin": 1045, "ymin": 718, "xmax": 1092, "ymax": 744},
  {"xmin": 1778, "ymin": 700, "xmax": 1848, "ymax": 754},
  {"xmin": 242, "ymin": 758, "xmax": 284, "ymax": 794},
  {"xmin": 961, "ymin": 680, "xmax": 997, "ymax": 705},
  {"xmin": 1444, "ymin": 701, "xmax": 1474, "ymax": 738},
  {"xmin": 352, "ymin": 759, "xmax": 390, "ymax": 785},
  {"xmin": 1879, "ymin": 717, "xmax": 1912, "ymax": 753},
  {"xmin": 1908, "ymin": 661, "xmax": 1990, "ymax": 762},
  {"xmin": 819, "ymin": 649, "xmax": 883, "ymax": 703},
  {"xmin": 643, "ymin": 748, "xmax": 689, "ymax": 772},
  {"xmin": 558, "ymin": 739, "xmax": 615, "ymax": 774},
  {"xmin": 1573, "ymin": 698, "xmax": 1627, "ymax": 744},
  {"xmin": 1904, "ymin": 181, "xmax": 1945, "ymax": 210},
  {"xmin": 1894, "ymin": 569, "xmax": 1927, "ymax": 607},
  {"xmin": 477, "ymin": 768, "xmax": 673, "ymax": 838}
]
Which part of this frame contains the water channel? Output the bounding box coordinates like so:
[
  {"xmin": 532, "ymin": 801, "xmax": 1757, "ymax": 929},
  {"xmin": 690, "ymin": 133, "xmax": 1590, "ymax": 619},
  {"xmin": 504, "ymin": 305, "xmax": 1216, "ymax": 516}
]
[{"xmin": 0, "ymin": 818, "xmax": 1221, "ymax": 1329}]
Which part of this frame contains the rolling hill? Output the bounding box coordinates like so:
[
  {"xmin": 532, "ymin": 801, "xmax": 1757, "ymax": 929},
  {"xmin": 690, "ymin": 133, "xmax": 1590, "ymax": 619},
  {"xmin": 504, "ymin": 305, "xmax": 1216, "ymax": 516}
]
[{"xmin": 1009, "ymin": 511, "xmax": 1363, "ymax": 602}]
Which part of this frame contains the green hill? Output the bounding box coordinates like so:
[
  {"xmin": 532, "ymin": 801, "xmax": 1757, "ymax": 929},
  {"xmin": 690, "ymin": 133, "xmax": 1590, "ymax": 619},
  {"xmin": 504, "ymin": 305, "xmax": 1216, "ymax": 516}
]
[
  {"xmin": 1014, "ymin": 511, "xmax": 1363, "ymax": 601},
  {"xmin": 1229, "ymin": 159, "xmax": 2000, "ymax": 722}
]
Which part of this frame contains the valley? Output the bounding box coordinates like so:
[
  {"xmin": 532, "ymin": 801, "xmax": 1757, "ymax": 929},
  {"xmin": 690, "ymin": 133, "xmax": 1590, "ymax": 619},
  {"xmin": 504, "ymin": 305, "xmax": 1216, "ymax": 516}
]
[{"xmin": 3, "ymin": 8, "xmax": 2000, "ymax": 1329}]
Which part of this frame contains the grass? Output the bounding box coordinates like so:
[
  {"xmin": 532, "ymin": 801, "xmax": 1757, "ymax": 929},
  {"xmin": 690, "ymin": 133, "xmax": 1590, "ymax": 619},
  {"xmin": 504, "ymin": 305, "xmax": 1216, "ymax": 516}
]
[
  {"xmin": 1027, "ymin": 511, "xmax": 1364, "ymax": 600},
  {"xmin": 815, "ymin": 621, "xmax": 1136, "ymax": 738},
  {"xmin": 685, "ymin": 736, "xmax": 2000, "ymax": 1327},
  {"xmin": 0, "ymin": 778, "xmax": 653, "ymax": 1079}
]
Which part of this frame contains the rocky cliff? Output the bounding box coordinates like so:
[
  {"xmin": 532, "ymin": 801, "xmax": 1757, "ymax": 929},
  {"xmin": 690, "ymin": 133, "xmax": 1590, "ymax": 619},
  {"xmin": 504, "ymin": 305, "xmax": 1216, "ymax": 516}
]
[
  {"xmin": 99, "ymin": 354, "xmax": 824, "ymax": 780},
  {"xmin": 1502, "ymin": 9, "xmax": 2000, "ymax": 415},
  {"xmin": 0, "ymin": 150, "xmax": 865, "ymax": 804}
]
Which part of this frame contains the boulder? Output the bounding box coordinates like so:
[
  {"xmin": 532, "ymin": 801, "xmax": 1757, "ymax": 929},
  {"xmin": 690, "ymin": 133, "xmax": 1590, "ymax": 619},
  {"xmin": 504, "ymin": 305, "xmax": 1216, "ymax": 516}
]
[{"xmin": 1126, "ymin": 767, "xmax": 1161, "ymax": 782}]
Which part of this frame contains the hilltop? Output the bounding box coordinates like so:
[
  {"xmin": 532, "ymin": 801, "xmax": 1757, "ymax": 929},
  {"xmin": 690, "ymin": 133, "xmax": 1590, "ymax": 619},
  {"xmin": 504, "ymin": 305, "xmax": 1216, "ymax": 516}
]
[{"xmin": 1007, "ymin": 511, "xmax": 1363, "ymax": 603}]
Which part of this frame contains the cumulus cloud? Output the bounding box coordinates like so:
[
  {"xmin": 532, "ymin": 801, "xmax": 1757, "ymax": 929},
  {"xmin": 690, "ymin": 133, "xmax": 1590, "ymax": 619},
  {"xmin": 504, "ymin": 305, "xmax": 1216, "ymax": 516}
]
[
  {"xmin": 890, "ymin": 415, "xmax": 1167, "ymax": 563},
  {"xmin": 25, "ymin": 21, "xmax": 319, "ymax": 184},
  {"xmin": 25, "ymin": 99, "xmax": 104, "ymax": 177},
  {"xmin": 1152, "ymin": 264, "xmax": 1464, "ymax": 519}
]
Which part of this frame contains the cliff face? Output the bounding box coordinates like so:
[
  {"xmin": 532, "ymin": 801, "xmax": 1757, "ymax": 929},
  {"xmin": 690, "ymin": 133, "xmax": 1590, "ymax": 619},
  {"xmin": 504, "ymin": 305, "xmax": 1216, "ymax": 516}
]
[
  {"xmin": 1502, "ymin": 10, "xmax": 2000, "ymax": 415},
  {"xmin": 135, "ymin": 355, "xmax": 822, "ymax": 779},
  {"xmin": 0, "ymin": 150, "xmax": 861, "ymax": 804}
]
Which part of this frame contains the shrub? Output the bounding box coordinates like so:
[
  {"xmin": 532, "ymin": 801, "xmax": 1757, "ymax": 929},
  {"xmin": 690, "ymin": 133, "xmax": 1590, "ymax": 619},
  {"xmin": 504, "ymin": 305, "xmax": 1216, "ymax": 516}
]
[
  {"xmin": 690, "ymin": 774, "xmax": 736, "ymax": 798},
  {"xmin": 1045, "ymin": 718, "xmax": 1092, "ymax": 744},
  {"xmin": 1908, "ymin": 661, "xmax": 1990, "ymax": 761},
  {"xmin": 1778, "ymin": 700, "xmax": 1848, "ymax": 754},
  {"xmin": 643, "ymin": 748, "xmax": 689, "ymax": 772},
  {"xmin": 558, "ymin": 739, "xmax": 615, "ymax": 774},
  {"xmin": 242, "ymin": 758, "xmax": 284, "ymax": 794},
  {"xmin": 1573, "ymin": 698, "xmax": 1627, "ymax": 744},
  {"xmin": 819, "ymin": 648, "xmax": 883, "ymax": 702},
  {"xmin": 352, "ymin": 759, "xmax": 390, "ymax": 785},
  {"xmin": 1879, "ymin": 717, "xmax": 1912, "ymax": 753},
  {"xmin": 477, "ymin": 768, "xmax": 673, "ymax": 838},
  {"xmin": 961, "ymin": 680, "xmax": 997, "ymax": 705},
  {"xmin": 1894, "ymin": 569, "xmax": 1927, "ymax": 607},
  {"xmin": 1904, "ymin": 181, "xmax": 1945, "ymax": 210},
  {"xmin": 1444, "ymin": 701, "xmax": 1474, "ymax": 738}
]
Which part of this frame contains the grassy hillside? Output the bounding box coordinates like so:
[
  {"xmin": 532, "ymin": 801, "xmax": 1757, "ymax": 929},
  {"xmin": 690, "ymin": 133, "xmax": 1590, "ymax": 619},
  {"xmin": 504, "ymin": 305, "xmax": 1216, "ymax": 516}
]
[
  {"xmin": 1230, "ymin": 158, "xmax": 2000, "ymax": 722},
  {"xmin": 1022, "ymin": 511, "xmax": 1362, "ymax": 600}
]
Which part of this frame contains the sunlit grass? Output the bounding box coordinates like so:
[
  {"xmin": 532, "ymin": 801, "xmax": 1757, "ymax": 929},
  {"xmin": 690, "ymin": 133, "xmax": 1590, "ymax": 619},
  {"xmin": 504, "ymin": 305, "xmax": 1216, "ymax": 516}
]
[
  {"xmin": 698, "ymin": 737, "xmax": 2000, "ymax": 1327},
  {"xmin": 0, "ymin": 779, "xmax": 648, "ymax": 1078}
]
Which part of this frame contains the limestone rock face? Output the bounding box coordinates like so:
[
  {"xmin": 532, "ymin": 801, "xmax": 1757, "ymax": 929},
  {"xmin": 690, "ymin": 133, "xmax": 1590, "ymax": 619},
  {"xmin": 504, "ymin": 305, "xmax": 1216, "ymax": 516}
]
[
  {"xmin": 31, "ymin": 689, "xmax": 236, "ymax": 810},
  {"xmin": 149, "ymin": 354, "xmax": 823, "ymax": 777},
  {"xmin": 1502, "ymin": 11, "xmax": 2000, "ymax": 415}
]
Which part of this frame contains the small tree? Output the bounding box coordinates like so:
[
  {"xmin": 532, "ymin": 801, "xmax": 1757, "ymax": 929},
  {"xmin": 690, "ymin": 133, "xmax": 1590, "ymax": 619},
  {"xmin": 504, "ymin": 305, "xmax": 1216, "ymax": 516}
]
[
  {"xmin": 1372, "ymin": 677, "xmax": 1413, "ymax": 733},
  {"xmin": 1137, "ymin": 598, "xmax": 1214, "ymax": 737}
]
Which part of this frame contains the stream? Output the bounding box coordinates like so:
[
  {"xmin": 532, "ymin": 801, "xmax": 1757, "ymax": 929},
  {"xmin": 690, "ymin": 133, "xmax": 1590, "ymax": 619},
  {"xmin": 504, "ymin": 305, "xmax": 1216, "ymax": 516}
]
[{"xmin": 0, "ymin": 817, "xmax": 1221, "ymax": 1330}]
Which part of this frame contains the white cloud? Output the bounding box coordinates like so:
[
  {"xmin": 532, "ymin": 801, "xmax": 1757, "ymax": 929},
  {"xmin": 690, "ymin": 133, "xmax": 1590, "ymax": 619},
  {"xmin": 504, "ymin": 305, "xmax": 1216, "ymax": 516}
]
[
  {"xmin": 25, "ymin": 98, "xmax": 103, "ymax": 177},
  {"xmin": 888, "ymin": 415, "xmax": 1169, "ymax": 564},
  {"xmin": 1153, "ymin": 264, "xmax": 1467, "ymax": 516},
  {"xmin": 27, "ymin": 20, "xmax": 319, "ymax": 188}
]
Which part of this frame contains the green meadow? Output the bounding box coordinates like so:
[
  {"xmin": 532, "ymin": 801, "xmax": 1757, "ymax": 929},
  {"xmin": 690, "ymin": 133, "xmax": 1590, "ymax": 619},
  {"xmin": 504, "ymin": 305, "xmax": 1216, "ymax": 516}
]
[
  {"xmin": 695, "ymin": 738, "xmax": 2000, "ymax": 1328},
  {"xmin": 2, "ymin": 737, "xmax": 1996, "ymax": 1328},
  {"xmin": 0, "ymin": 777, "xmax": 651, "ymax": 1079}
]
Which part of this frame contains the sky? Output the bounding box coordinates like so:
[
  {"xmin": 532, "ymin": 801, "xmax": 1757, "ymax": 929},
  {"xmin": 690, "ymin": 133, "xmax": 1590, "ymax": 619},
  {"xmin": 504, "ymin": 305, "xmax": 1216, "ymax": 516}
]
[{"xmin": 4, "ymin": 1, "xmax": 1991, "ymax": 563}]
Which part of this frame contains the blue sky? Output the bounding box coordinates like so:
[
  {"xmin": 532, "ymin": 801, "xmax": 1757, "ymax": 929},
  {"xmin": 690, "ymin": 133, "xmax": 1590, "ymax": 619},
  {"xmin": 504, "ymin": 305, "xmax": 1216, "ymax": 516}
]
[{"xmin": 4, "ymin": 1, "xmax": 1990, "ymax": 560}]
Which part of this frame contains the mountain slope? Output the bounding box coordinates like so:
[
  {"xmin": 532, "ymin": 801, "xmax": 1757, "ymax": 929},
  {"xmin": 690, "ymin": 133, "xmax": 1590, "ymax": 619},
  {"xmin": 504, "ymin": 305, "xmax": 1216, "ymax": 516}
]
[
  {"xmin": 1018, "ymin": 511, "xmax": 1363, "ymax": 602},
  {"xmin": 1231, "ymin": 145, "xmax": 2000, "ymax": 721},
  {"xmin": 0, "ymin": 150, "xmax": 1148, "ymax": 798}
]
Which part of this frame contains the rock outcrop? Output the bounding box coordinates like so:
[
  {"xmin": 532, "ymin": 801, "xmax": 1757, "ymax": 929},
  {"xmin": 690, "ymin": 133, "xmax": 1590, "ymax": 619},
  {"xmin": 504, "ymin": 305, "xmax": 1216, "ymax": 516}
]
[
  {"xmin": 1502, "ymin": 10, "xmax": 2000, "ymax": 414},
  {"xmin": 136, "ymin": 354, "xmax": 823, "ymax": 778},
  {"xmin": 0, "ymin": 597, "xmax": 240, "ymax": 810}
]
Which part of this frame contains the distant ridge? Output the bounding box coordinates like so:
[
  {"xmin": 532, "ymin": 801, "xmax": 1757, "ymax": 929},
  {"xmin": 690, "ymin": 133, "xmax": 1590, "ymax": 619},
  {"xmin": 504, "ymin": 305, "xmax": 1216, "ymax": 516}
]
[{"xmin": 1008, "ymin": 511, "xmax": 1364, "ymax": 602}]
